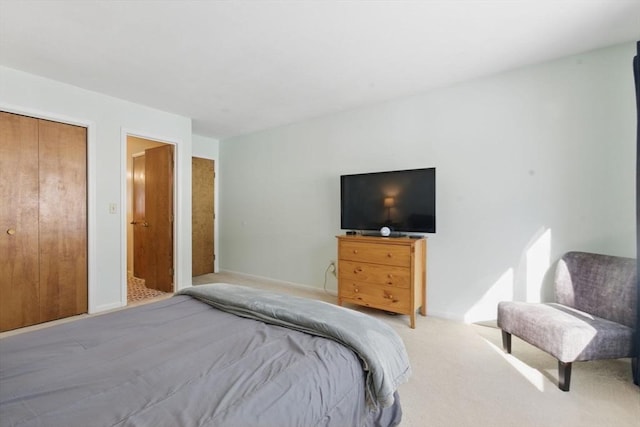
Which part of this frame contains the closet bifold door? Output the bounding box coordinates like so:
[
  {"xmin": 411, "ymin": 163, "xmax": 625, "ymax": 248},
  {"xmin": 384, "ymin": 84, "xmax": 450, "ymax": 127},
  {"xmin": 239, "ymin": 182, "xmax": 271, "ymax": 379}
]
[
  {"xmin": 0, "ymin": 112, "xmax": 87, "ymax": 332},
  {"xmin": 38, "ymin": 118, "xmax": 88, "ymax": 323},
  {"xmin": 0, "ymin": 112, "xmax": 40, "ymax": 331}
]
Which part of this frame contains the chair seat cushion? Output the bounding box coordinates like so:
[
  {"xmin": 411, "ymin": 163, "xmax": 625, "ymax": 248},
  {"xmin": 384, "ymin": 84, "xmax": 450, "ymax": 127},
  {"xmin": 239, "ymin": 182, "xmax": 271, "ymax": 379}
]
[{"xmin": 497, "ymin": 301, "xmax": 635, "ymax": 362}]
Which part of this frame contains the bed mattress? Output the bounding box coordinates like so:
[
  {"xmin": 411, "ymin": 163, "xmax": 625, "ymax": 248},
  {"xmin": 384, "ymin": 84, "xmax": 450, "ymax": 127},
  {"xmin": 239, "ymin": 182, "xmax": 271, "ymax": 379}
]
[{"xmin": 0, "ymin": 295, "xmax": 402, "ymax": 427}]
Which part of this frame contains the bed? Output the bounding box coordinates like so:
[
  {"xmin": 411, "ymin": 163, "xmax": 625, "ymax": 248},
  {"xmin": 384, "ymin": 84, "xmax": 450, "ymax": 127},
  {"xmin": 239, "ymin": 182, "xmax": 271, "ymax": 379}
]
[{"xmin": 0, "ymin": 283, "xmax": 409, "ymax": 427}]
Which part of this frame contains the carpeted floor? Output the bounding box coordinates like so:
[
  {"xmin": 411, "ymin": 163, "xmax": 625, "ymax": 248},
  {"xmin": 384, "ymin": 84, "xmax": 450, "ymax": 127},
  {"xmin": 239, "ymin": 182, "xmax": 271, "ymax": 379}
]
[
  {"xmin": 4, "ymin": 271, "xmax": 636, "ymax": 425},
  {"xmin": 193, "ymin": 271, "xmax": 640, "ymax": 427},
  {"xmin": 127, "ymin": 276, "xmax": 170, "ymax": 304}
]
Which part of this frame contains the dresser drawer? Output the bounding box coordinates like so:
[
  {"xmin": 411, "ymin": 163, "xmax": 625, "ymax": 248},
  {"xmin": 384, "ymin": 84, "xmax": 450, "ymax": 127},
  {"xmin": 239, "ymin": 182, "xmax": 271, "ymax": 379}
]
[
  {"xmin": 339, "ymin": 241, "xmax": 411, "ymax": 267},
  {"xmin": 339, "ymin": 281, "xmax": 410, "ymax": 313},
  {"xmin": 336, "ymin": 235, "xmax": 427, "ymax": 328},
  {"xmin": 338, "ymin": 260, "xmax": 410, "ymax": 288}
]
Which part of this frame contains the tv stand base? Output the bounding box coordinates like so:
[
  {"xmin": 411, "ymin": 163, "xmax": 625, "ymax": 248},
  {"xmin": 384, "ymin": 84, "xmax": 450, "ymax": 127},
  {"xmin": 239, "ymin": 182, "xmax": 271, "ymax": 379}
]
[{"xmin": 361, "ymin": 231, "xmax": 406, "ymax": 238}]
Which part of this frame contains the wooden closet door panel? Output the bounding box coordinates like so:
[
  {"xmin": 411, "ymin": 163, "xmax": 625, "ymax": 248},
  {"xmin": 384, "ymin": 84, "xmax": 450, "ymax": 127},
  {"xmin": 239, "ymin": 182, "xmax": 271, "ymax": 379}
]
[
  {"xmin": 38, "ymin": 119, "xmax": 87, "ymax": 322},
  {"xmin": 0, "ymin": 112, "xmax": 40, "ymax": 331},
  {"xmin": 192, "ymin": 157, "xmax": 214, "ymax": 276}
]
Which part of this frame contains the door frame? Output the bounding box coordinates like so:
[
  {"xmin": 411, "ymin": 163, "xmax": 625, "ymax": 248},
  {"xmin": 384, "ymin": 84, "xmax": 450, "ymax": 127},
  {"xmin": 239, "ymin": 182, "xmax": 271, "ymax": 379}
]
[
  {"xmin": 0, "ymin": 104, "xmax": 97, "ymax": 313},
  {"xmin": 121, "ymin": 130, "xmax": 179, "ymax": 306}
]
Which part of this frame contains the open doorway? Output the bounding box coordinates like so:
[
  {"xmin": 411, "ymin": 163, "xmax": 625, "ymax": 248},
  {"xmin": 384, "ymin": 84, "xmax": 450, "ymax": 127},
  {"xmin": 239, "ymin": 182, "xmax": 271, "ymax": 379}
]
[{"xmin": 126, "ymin": 135, "xmax": 175, "ymax": 304}]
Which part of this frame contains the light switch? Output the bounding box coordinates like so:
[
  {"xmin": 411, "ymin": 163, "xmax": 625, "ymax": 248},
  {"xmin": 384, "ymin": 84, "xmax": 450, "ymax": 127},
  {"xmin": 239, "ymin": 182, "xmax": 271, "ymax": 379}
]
[{"xmin": 109, "ymin": 203, "xmax": 118, "ymax": 214}]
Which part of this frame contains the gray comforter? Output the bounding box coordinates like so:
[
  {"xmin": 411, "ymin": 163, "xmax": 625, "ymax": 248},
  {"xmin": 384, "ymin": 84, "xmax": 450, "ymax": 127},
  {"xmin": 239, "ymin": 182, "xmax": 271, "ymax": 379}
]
[
  {"xmin": 0, "ymin": 289, "xmax": 405, "ymax": 427},
  {"xmin": 178, "ymin": 283, "xmax": 411, "ymax": 408}
]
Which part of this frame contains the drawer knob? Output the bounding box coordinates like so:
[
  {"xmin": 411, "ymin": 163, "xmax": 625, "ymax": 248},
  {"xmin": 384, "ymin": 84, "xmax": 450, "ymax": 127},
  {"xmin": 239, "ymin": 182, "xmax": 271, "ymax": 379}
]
[
  {"xmin": 387, "ymin": 253, "xmax": 393, "ymax": 258},
  {"xmin": 354, "ymin": 267, "xmax": 363, "ymax": 273},
  {"xmin": 385, "ymin": 293, "xmax": 394, "ymax": 300},
  {"xmin": 387, "ymin": 274, "xmax": 393, "ymax": 278},
  {"xmin": 354, "ymin": 288, "xmax": 359, "ymax": 293},
  {"xmin": 353, "ymin": 249, "xmax": 358, "ymax": 254}
]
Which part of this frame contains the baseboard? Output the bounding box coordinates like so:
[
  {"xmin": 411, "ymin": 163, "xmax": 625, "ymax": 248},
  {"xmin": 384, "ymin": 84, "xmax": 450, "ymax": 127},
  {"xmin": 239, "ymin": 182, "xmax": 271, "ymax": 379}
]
[
  {"xmin": 219, "ymin": 269, "xmax": 338, "ymax": 298},
  {"xmin": 92, "ymin": 301, "xmax": 126, "ymax": 314}
]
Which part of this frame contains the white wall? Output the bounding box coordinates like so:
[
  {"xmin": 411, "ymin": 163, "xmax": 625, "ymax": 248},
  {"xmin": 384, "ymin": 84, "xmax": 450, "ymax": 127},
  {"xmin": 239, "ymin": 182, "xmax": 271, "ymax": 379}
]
[
  {"xmin": 192, "ymin": 134, "xmax": 220, "ymax": 272},
  {"xmin": 219, "ymin": 42, "xmax": 637, "ymax": 322},
  {"xmin": 0, "ymin": 66, "xmax": 193, "ymax": 313}
]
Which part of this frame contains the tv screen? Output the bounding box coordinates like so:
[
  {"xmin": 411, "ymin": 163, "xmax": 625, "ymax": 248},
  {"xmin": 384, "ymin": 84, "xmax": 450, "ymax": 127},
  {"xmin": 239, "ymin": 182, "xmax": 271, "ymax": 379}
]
[{"xmin": 340, "ymin": 167, "xmax": 436, "ymax": 234}]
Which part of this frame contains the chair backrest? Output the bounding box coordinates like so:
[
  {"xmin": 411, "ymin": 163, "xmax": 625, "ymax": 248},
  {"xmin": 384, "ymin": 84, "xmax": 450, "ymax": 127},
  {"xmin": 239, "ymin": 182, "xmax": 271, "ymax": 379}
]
[{"xmin": 554, "ymin": 251, "xmax": 637, "ymax": 328}]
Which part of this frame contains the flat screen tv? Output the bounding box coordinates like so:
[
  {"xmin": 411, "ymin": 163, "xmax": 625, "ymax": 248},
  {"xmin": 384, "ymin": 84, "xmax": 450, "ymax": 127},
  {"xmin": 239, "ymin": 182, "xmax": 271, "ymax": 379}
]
[{"xmin": 340, "ymin": 167, "xmax": 436, "ymax": 235}]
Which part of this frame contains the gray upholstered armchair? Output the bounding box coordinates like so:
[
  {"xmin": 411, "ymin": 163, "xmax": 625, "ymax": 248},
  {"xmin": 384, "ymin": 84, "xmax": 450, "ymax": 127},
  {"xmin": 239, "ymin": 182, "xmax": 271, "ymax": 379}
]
[{"xmin": 497, "ymin": 251, "xmax": 638, "ymax": 391}]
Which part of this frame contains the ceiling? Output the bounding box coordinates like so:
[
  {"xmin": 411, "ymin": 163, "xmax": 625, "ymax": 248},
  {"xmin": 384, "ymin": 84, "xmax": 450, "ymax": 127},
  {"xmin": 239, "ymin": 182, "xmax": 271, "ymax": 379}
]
[{"xmin": 1, "ymin": 1, "xmax": 639, "ymax": 140}]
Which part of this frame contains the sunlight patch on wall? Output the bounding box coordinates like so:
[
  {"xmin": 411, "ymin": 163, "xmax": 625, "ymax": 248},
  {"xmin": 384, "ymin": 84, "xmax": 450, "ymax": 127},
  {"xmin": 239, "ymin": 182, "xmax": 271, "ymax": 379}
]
[
  {"xmin": 526, "ymin": 228, "xmax": 551, "ymax": 302},
  {"xmin": 464, "ymin": 268, "xmax": 514, "ymax": 323}
]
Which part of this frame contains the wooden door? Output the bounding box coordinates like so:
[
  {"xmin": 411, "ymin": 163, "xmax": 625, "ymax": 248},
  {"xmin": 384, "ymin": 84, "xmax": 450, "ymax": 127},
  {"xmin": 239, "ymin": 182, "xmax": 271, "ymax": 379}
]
[
  {"xmin": 144, "ymin": 145, "xmax": 174, "ymax": 292},
  {"xmin": 192, "ymin": 157, "xmax": 215, "ymax": 276},
  {"xmin": 132, "ymin": 154, "xmax": 146, "ymax": 279},
  {"xmin": 0, "ymin": 112, "xmax": 40, "ymax": 331},
  {"xmin": 38, "ymin": 119, "xmax": 87, "ymax": 322},
  {"xmin": 0, "ymin": 112, "xmax": 87, "ymax": 332}
]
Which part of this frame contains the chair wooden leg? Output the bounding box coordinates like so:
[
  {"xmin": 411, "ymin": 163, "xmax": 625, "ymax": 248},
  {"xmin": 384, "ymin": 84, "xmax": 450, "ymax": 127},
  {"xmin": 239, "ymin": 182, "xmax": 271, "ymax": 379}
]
[
  {"xmin": 501, "ymin": 330, "xmax": 512, "ymax": 354},
  {"xmin": 558, "ymin": 361, "xmax": 572, "ymax": 392}
]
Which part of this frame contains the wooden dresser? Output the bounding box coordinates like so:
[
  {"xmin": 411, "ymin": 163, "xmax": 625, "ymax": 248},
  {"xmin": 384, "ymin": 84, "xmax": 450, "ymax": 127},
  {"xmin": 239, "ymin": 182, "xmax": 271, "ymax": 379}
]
[{"xmin": 336, "ymin": 235, "xmax": 427, "ymax": 328}]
